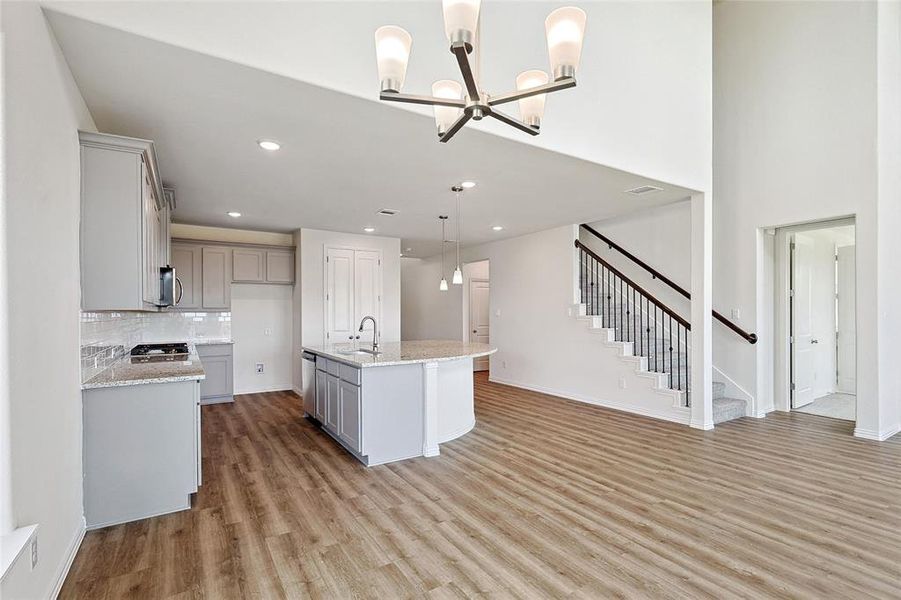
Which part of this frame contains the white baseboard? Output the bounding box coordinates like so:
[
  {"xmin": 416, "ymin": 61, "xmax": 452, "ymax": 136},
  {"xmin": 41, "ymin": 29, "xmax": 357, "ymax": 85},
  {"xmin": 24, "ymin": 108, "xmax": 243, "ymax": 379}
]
[
  {"xmin": 233, "ymin": 383, "xmax": 294, "ymax": 395},
  {"xmin": 50, "ymin": 517, "xmax": 85, "ymax": 599},
  {"xmin": 854, "ymin": 423, "xmax": 901, "ymax": 441},
  {"xmin": 488, "ymin": 376, "xmax": 691, "ymax": 425}
]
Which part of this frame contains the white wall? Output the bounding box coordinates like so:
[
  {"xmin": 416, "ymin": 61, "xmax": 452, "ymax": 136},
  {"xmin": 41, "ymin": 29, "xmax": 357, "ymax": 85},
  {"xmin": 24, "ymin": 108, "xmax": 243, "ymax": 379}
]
[
  {"xmin": 299, "ymin": 227, "xmax": 401, "ymax": 345},
  {"xmin": 401, "ymin": 226, "xmax": 690, "ymax": 423},
  {"xmin": 231, "ymin": 284, "xmax": 293, "ymax": 394},
  {"xmin": 1, "ymin": 3, "xmax": 97, "ymax": 596},
  {"xmin": 713, "ymin": 1, "xmax": 888, "ymax": 431}
]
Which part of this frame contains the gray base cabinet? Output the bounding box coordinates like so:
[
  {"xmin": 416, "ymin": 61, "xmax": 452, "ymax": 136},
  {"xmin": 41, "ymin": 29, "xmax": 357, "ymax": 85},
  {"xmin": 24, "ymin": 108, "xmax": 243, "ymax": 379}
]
[
  {"xmin": 83, "ymin": 380, "xmax": 201, "ymax": 529},
  {"xmin": 196, "ymin": 343, "xmax": 234, "ymax": 404}
]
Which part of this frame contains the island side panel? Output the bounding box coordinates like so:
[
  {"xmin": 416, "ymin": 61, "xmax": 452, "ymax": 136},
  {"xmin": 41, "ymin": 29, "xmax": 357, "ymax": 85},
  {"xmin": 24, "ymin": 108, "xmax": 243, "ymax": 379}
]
[
  {"xmin": 361, "ymin": 363, "xmax": 423, "ymax": 465},
  {"xmin": 436, "ymin": 358, "xmax": 476, "ymax": 444}
]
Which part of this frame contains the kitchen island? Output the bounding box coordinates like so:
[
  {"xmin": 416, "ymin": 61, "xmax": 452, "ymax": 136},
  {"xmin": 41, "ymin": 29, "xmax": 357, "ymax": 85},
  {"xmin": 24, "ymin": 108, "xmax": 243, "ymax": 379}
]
[{"xmin": 302, "ymin": 340, "xmax": 496, "ymax": 466}]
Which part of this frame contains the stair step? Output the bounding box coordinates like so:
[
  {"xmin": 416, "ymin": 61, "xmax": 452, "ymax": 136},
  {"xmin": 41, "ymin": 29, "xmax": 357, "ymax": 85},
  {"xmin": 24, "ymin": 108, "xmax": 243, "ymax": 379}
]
[
  {"xmin": 713, "ymin": 381, "xmax": 726, "ymax": 400},
  {"xmin": 713, "ymin": 397, "xmax": 747, "ymax": 424}
]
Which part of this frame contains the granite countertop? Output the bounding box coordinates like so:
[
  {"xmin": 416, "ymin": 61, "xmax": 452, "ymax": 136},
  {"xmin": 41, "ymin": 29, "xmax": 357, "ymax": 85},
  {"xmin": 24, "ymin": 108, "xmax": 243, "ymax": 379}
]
[
  {"xmin": 190, "ymin": 338, "xmax": 234, "ymax": 346},
  {"xmin": 304, "ymin": 340, "xmax": 497, "ymax": 368},
  {"xmin": 82, "ymin": 348, "xmax": 206, "ymax": 390}
]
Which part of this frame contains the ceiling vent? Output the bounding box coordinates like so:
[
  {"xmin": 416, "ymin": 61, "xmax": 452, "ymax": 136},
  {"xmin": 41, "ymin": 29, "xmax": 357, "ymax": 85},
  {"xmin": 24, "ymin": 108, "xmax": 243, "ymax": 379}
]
[
  {"xmin": 377, "ymin": 208, "xmax": 400, "ymax": 216},
  {"xmin": 625, "ymin": 185, "xmax": 663, "ymax": 196}
]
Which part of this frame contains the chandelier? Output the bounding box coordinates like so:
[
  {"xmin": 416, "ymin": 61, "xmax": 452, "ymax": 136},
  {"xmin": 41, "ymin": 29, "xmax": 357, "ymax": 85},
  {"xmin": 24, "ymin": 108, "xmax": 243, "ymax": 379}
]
[{"xmin": 374, "ymin": 0, "xmax": 586, "ymax": 143}]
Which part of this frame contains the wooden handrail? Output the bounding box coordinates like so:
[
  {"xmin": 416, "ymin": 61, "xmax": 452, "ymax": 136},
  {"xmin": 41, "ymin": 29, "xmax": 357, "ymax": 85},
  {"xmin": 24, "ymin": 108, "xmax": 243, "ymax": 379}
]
[
  {"xmin": 575, "ymin": 240, "xmax": 691, "ymax": 330},
  {"xmin": 579, "ymin": 224, "xmax": 758, "ymax": 344}
]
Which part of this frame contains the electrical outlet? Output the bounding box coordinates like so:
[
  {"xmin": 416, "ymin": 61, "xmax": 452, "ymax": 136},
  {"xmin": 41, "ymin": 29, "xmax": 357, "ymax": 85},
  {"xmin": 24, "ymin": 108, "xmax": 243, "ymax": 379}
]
[
  {"xmin": 30, "ymin": 537, "xmax": 38, "ymax": 570},
  {"xmin": 619, "ymin": 376, "xmax": 627, "ymax": 390},
  {"xmin": 264, "ymin": 328, "xmax": 271, "ymax": 336},
  {"xmin": 731, "ymin": 308, "xmax": 741, "ymax": 320},
  {"xmin": 256, "ymin": 363, "xmax": 264, "ymax": 374},
  {"xmin": 501, "ymin": 360, "xmax": 507, "ymax": 369}
]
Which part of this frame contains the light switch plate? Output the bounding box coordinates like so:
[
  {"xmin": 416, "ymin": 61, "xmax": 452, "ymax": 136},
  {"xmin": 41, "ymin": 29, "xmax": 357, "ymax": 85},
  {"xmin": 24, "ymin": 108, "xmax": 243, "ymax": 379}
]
[{"xmin": 731, "ymin": 308, "xmax": 741, "ymax": 320}]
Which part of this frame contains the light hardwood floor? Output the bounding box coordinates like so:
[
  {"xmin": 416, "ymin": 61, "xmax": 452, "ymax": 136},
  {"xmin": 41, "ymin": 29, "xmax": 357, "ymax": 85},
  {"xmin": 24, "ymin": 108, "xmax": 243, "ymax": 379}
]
[{"xmin": 61, "ymin": 374, "xmax": 901, "ymax": 599}]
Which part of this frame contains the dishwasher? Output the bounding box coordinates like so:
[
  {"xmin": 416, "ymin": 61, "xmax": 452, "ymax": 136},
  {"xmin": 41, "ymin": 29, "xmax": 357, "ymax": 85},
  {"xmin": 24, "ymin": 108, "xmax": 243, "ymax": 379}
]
[{"xmin": 301, "ymin": 351, "xmax": 317, "ymax": 418}]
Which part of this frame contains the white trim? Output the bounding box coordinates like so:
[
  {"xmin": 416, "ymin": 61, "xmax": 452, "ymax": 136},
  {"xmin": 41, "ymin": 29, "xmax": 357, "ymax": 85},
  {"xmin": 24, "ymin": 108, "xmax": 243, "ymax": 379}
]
[
  {"xmin": 488, "ymin": 376, "xmax": 692, "ymax": 425},
  {"xmin": 49, "ymin": 517, "xmax": 86, "ymax": 599},
  {"xmin": 854, "ymin": 423, "xmax": 901, "ymax": 442},
  {"xmin": 233, "ymin": 384, "xmax": 294, "ymax": 395}
]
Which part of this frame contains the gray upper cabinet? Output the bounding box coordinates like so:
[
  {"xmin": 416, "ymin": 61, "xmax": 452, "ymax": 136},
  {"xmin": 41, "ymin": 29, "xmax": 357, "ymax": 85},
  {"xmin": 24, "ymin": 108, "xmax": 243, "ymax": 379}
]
[
  {"xmin": 201, "ymin": 246, "xmax": 231, "ymax": 309},
  {"xmin": 266, "ymin": 249, "xmax": 295, "ymax": 283},
  {"xmin": 80, "ymin": 131, "xmax": 167, "ymax": 311},
  {"xmin": 232, "ymin": 248, "xmax": 265, "ymax": 282},
  {"xmin": 171, "ymin": 243, "xmax": 202, "ymax": 309}
]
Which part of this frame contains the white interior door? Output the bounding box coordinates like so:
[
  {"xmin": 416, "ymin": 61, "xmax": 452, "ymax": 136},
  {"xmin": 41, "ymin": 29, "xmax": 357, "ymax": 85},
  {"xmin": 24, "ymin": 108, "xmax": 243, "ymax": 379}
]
[
  {"xmin": 836, "ymin": 245, "xmax": 856, "ymax": 394},
  {"xmin": 326, "ymin": 248, "xmax": 355, "ymax": 343},
  {"xmin": 469, "ymin": 279, "xmax": 490, "ymax": 371},
  {"xmin": 791, "ymin": 234, "xmax": 816, "ymax": 408},
  {"xmin": 354, "ymin": 250, "xmax": 381, "ymax": 344}
]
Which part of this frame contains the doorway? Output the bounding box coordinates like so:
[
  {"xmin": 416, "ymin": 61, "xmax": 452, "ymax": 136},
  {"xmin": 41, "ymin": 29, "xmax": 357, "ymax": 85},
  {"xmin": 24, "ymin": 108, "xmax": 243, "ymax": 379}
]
[
  {"xmin": 463, "ymin": 260, "xmax": 490, "ymax": 372},
  {"xmin": 787, "ymin": 223, "xmax": 856, "ymax": 420}
]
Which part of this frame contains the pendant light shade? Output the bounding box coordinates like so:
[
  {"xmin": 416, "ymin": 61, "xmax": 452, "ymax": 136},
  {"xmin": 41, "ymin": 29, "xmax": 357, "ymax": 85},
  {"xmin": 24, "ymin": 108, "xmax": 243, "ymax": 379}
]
[
  {"xmin": 516, "ymin": 70, "xmax": 549, "ymax": 128},
  {"xmin": 439, "ymin": 277, "xmax": 449, "ymax": 291},
  {"xmin": 545, "ymin": 7, "xmax": 586, "ymax": 81},
  {"xmin": 431, "ymin": 80, "xmax": 464, "ymax": 135},
  {"xmin": 452, "ymin": 268, "xmax": 463, "ymax": 285},
  {"xmin": 442, "ymin": 0, "xmax": 481, "ymax": 47},
  {"xmin": 375, "ymin": 26, "xmax": 413, "ymax": 92}
]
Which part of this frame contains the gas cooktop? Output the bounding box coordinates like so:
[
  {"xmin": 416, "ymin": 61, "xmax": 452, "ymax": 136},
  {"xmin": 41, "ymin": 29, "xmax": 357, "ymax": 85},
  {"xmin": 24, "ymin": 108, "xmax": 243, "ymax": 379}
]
[{"xmin": 130, "ymin": 343, "xmax": 189, "ymax": 356}]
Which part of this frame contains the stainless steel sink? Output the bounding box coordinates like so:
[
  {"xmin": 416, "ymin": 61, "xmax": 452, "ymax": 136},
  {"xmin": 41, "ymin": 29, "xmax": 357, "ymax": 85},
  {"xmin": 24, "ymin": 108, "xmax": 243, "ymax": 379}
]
[{"xmin": 337, "ymin": 348, "xmax": 381, "ymax": 356}]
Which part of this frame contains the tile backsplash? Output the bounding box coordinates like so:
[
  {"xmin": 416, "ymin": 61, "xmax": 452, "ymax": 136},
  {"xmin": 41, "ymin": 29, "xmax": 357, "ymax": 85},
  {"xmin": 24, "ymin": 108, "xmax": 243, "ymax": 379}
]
[{"xmin": 80, "ymin": 310, "xmax": 231, "ymax": 383}]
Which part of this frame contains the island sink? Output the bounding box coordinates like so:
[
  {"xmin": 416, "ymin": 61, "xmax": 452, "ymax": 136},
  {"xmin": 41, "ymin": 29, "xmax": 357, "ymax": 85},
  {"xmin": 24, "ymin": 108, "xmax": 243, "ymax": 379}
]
[{"xmin": 301, "ymin": 340, "xmax": 496, "ymax": 466}]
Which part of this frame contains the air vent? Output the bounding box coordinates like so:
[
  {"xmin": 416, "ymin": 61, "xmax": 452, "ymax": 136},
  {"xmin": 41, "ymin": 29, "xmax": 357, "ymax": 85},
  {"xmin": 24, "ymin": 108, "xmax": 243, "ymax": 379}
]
[
  {"xmin": 625, "ymin": 185, "xmax": 663, "ymax": 196},
  {"xmin": 377, "ymin": 208, "xmax": 400, "ymax": 216}
]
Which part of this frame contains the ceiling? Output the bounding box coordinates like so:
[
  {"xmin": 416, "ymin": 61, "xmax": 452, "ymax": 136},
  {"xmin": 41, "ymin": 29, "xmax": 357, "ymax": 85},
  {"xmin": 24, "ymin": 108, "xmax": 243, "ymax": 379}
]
[{"xmin": 47, "ymin": 9, "xmax": 694, "ymax": 258}]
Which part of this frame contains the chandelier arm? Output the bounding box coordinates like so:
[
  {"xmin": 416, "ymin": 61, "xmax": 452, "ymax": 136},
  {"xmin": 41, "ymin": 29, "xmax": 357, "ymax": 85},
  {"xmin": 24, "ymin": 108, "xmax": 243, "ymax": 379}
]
[
  {"xmin": 487, "ymin": 77, "xmax": 577, "ymax": 107},
  {"xmin": 487, "ymin": 109, "xmax": 540, "ymax": 136},
  {"xmin": 379, "ymin": 92, "xmax": 466, "ymax": 108},
  {"xmin": 451, "ymin": 42, "xmax": 480, "ymax": 102},
  {"xmin": 439, "ymin": 112, "xmax": 472, "ymax": 143}
]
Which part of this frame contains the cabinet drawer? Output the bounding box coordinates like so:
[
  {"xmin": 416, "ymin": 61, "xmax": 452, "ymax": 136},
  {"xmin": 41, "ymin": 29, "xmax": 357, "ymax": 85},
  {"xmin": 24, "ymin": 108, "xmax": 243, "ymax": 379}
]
[
  {"xmin": 339, "ymin": 363, "xmax": 361, "ymax": 386},
  {"xmin": 195, "ymin": 343, "xmax": 233, "ymax": 358},
  {"xmin": 316, "ymin": 357, "xmax": 328, "ymax": 372},
  {"xmin": 326, "ymin": 358, "xmax": 340, "ymax": 377}
]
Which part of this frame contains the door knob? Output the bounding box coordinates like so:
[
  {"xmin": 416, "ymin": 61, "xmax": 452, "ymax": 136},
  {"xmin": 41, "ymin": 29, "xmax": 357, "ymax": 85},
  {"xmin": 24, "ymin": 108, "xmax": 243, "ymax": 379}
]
[
  {"xmin": 811, "ymin": 338, "xmax": 819, "ymax": 344},
  {"xmin": 473, "ymin": 330, "xmax": 477, "ymax": 334}
]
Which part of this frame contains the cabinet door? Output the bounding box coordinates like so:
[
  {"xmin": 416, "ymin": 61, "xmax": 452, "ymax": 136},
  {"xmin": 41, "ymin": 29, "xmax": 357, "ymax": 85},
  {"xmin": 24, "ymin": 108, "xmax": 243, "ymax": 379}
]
[
  {"xmin": 141, "ymin": 162, "xmax": 161, "ymax": 306},
  {"xmin": 326, "ymin": 248, "xmax": 355, "ymax": 343},
  {"xmin": 198, "ymin": 354, "xmax": 233, "ymax": 401},
  {"xmin": 202, "ymin": 247, "xmax": 231, "ymax": 309},
  {"xmin": 325, "ymin": 374, "xmax": 340, "ymax": 433},
  {"xmin": 171, "ymin": 243, "xmax": 202, "ymax": 309},
  {"xmin": 315, "ymin": 370, "xmax": 328, "ymax": 422},
  {"xmin": 266, "ymin": 250, "xmax": 295, "ymax": 283},
  {"xmin": 354, "ymin": 250, "xmax": 381, "ymax": 345},
  {"xmin": 338, "ymin": 380, "xmax": 362, "ymax": 453},
  {"xmin": 194, "ymin": 384, "xmax": 202, "ymax": 489},
  {"xmin": 158, "ymin": 198, "xmax": 171, "ymax": 267},
  {"xmin": 233, "ymin": 249, "xmax": 265, "ymax": 282}
]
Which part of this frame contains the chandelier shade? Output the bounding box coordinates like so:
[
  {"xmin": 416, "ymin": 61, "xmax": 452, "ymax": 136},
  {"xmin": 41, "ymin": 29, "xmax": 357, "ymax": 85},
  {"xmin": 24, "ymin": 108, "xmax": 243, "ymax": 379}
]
[
  {"xmin": 545, "ymin": 7, "xmax": 587, "ymax": 81},
  {"xmin": 431, "ymin": 80, "xmax": 464, "ymax": 135},
  {"xmin": 442, "ymin": 0, "xmax": 481, "ymax": 48},
  {"xmin": 374, "ymin": 26, "xmax": 413, "ymax": 92},
  {"xmin": 516, "ymin": 70, "xmax": 550, "ymax": 127}
]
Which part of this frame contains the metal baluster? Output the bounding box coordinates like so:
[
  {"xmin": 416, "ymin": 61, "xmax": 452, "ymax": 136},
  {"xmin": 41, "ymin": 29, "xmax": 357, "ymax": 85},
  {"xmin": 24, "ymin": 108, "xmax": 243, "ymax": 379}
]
[
  {"xmin": 677, "ymin": 325, "xmax": 682, "ymax": 392},
  {"xmin": 668, "ymin": 315, "xmax": 673, "ymax": 389}
]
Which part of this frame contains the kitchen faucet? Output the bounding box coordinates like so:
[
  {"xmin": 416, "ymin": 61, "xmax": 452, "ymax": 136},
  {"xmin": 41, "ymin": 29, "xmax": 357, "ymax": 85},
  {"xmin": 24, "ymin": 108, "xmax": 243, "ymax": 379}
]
[{"xmin": 358, "ymin": 315, "xmax": 379, "ymax": 353}]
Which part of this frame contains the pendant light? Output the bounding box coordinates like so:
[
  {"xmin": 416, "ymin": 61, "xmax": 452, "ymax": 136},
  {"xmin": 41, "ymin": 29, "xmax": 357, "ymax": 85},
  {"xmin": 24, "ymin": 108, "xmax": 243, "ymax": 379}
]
[
  {"xmin": 439, "ymin": 215, "xmax": 449, "ymax": 291},
  {"xmin": 452, "ymin": 186, "xmax": 463, "ymax": 284}
]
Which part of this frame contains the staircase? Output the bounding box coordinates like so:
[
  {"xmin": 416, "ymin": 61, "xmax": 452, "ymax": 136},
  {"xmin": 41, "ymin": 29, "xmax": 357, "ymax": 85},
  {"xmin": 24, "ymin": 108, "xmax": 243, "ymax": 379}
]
[{"xmin": 575, "ymin": 239, "xmax": 748, "ymax": 425}]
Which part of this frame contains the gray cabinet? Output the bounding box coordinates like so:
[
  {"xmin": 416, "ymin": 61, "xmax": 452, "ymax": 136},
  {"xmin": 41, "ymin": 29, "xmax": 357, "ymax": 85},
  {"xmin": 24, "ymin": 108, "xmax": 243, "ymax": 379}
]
[
  {"xmin": 315, "ymin": 369, "xmax": 328, "ymax": 422},
  {"xmin": 233, "ymin": 248, "xmax": 265, "ymax": 282},
  {"xmin": 83, "ymin": 380, "xmax": 200, "ymax": 529},
  {"xmin": 338, "ymin": 379, "xmax": 362, "ymax": 453},
  {"xmin": 201, "ymin": 246, "xmax": 231, "ymax": 309},
  {"xmin": 266, "ymin": 249, "xmax": 295, "ymax": 283},
  {"xmin": 326, "ymin": 374, "xmax": 340, "ymax": 433},
  {"xmin": 79, "ymin": 131, "xmax": 167, "ymax": 311},
  {"xmin": 196, "ymin": 343, "xmax": 234, "ymax": 404},
  {"xmin": 171, "ymin": 243, "xmax": 202, "ymax": 309}
]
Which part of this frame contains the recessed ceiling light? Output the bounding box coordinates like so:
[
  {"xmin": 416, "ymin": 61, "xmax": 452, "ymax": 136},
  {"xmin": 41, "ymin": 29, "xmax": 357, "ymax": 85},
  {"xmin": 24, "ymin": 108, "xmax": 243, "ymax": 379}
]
[
  {"xmin": 492, "ymin": 225, "xmax": 504, "ymax": 231},
  {"xmin": 363, "ymin": 227, "xmax": 376, "ymax": 233},
  {"xmin": 257, "ymin": 139, "xmax": 281, "ymax": 151},
  {"xmin": 227, "ymin": 211, "xmax": 242, "ymax": 218},
  {"xmin": 461, "ymin": 181, "xmax": 476, "ymax": 189}
]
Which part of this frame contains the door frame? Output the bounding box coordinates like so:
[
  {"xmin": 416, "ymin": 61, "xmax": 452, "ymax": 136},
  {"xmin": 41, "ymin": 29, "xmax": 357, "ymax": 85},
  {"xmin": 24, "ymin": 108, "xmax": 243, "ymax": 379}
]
[{"xmin": 774, "ymin": 217, "xmax": 855, "ymax": 414}]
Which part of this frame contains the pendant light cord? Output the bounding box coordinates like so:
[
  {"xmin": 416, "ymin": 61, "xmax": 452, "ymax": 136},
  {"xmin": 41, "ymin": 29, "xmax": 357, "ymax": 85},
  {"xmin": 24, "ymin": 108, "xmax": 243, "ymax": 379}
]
[{"xmin": 456, "ymin": 190, "xmax": 461, "ymax": 268}]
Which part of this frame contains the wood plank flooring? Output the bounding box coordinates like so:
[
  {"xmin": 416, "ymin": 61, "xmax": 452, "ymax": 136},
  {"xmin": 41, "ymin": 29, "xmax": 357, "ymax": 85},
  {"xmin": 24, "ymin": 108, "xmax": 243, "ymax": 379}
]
[{"xmin": 60, "ymin": 374, "xmax": 901, "ymax": 599}]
